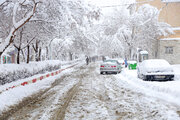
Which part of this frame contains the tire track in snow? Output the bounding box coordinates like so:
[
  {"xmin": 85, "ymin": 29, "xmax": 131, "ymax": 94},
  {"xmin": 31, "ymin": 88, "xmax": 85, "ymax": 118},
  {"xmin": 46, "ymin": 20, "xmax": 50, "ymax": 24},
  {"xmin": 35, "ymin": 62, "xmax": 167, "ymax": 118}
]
[
  {"xmin": 51, "ymin": 80, "xmax": 81, "ymax": 120},
  {"xmin": 64, "ymin": 63, "xmax": 180, "ymax": 120},
  {"xmin": 2, "ymin": 64, "xmax": 86, "ymax": 120}
]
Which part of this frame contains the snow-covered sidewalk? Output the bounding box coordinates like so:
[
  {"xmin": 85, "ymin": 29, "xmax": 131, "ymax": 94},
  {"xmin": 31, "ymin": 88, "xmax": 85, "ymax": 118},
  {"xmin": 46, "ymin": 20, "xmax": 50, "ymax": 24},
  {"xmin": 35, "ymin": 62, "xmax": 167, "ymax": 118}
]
[
  {"xmin": 1, "ymin": 62, "xmax": 180, "ymax": 120},
  {"xmin": 0, "ymin": 61, "xmax": 81, "ymax": 116},
  {"xmin": 116, "ymin": 64, "xmax": 180, "ymax": 107}
]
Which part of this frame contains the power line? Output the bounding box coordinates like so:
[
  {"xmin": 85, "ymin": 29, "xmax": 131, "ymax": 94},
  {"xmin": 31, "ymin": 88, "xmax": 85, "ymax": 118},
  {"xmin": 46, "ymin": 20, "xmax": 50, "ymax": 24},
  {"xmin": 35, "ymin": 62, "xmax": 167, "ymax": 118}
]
[{"xmin": 99, "ymin": 0, "xmax": 154, "ymax": 8}]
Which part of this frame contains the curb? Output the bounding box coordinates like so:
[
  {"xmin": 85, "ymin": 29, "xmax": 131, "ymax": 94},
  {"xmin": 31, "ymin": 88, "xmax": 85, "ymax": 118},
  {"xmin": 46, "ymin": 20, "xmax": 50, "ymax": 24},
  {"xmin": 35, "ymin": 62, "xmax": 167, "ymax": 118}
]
[{"xmin": 0, "ymin": 64, "xmax": 77, "ymax": 94}]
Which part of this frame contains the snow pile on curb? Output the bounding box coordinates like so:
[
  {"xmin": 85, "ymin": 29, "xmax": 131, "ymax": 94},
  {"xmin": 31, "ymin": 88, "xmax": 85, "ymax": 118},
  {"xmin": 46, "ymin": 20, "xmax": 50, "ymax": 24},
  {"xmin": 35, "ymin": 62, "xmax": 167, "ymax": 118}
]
[
  {"xmin": 0, "ymin": 59, "xmax": 81, "ymax": 85},
  {"xmin": 0, "ymin": 64, "xmax": 78, "ymax": 115},
  {"xmin": 172, "ymin": 64, "xmax": 180, "ymax": 80},
  {"xmin": 0, "ymin": 60, "xmax": 61, "ymax": 85}
]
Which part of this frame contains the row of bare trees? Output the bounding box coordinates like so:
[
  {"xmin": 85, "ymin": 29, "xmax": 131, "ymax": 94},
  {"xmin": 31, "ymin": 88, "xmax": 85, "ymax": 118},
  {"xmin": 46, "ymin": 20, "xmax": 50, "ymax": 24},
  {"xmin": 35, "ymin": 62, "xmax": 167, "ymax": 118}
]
[{"xmin": 0, "ymin": 0, "xmax": 100, "ymax": 64}]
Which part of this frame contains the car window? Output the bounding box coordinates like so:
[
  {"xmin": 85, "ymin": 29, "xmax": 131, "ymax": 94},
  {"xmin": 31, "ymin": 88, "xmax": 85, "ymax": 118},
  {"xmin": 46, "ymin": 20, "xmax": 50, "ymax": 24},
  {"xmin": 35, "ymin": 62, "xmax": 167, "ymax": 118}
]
[{"xmin": 104, "ymin": 60, "xmax": 117, "ymax": 63}]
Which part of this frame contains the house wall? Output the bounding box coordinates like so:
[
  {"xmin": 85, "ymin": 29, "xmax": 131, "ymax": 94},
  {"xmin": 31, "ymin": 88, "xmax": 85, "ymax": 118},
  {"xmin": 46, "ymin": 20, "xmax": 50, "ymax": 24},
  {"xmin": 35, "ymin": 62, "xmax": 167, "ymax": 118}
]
[
  {"xmin": 137, "ymin": 0, "xmax": 180, "ymax": 64},
  {"xmin": 159, "ymin": 40, "xmax": 180, "ymax": 64},
  {"xmin": 137, "ymin": 0, "xmax": 180, "ymax": 27}
]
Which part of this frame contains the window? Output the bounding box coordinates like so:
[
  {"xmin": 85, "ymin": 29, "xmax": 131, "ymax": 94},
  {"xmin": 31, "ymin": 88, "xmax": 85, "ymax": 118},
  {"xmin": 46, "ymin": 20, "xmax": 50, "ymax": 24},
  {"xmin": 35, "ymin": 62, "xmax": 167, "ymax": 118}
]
[{"xmin": 165, "ymin": 47, "xmax": 173, "ymax": 54}]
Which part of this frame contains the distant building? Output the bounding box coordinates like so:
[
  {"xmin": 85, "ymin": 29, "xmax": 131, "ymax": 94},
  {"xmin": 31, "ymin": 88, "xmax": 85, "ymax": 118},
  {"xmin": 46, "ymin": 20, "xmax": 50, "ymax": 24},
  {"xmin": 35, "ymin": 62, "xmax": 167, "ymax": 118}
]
[
  {"xmin": 137, "ymin": 0, "xmax": 180, "ymax": 64},
  {"xmin": 0, "ymin": 47, "xmax": 17, "ymax": 64},
  {"xmin": 159, "ymin": 38, "xmax": 180, "ymax": 64}
]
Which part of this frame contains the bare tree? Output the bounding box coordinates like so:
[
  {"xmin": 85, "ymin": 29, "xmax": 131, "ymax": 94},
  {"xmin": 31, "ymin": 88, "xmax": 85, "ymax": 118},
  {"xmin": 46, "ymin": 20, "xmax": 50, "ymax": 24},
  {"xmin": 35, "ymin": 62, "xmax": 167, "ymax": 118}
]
[{"xmin": 0, "ymin": 0, "xmax": 40, "ymax": 58}]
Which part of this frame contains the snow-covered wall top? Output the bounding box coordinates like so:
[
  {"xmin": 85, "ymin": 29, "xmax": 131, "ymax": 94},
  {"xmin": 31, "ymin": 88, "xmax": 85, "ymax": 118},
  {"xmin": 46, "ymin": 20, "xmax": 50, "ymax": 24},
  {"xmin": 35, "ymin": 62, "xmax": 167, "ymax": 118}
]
[
  {"xmin": 172, "ymin": 27, "xmax": 180, "ymax": 31},
  {"xmin": 161, "ymin": 0, "xmax": 180, "ymax": 2},
  {"xmin": 160, "ymin": 38, "xmax": 180, "ymax": 40}
]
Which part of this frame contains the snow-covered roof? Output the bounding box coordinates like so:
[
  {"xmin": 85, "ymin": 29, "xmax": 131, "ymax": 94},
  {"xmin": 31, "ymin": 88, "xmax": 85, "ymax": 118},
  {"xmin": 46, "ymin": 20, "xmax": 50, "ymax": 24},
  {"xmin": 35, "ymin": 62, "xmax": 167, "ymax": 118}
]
[
  {"xmin": 160, "ymin": 38, "xmax": 180, "ymax": 40},
  {"xmin": 161, "ymin": 0, "xmax": 180, "ymax": 2},
  {"xmin": 140, "ymin": 50, "xmax": 148, "ymax": 54},
  {"xmin": 2, "ymin": 53, "xmax": 11, "ymax": 57}
]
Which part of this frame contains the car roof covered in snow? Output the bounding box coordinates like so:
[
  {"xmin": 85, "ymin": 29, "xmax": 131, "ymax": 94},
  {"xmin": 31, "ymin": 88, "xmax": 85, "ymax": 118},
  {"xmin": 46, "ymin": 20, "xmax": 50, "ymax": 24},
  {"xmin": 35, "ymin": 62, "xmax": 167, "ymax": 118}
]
[
  {"xmin": 102, "ymin": 60, "xmax": 118, "ymax": 65},
  {"xmin": 142, "ymin": 59, "xmax": 170, "ymax": 67}
]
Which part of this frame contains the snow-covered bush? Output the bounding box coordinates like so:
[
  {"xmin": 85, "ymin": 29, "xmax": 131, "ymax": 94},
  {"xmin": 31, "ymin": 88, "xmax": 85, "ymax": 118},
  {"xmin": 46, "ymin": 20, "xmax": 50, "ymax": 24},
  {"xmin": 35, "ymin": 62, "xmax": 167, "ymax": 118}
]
[{"xmin": 0, "ymin": 60, "xmax": 62, "ymax": 85}]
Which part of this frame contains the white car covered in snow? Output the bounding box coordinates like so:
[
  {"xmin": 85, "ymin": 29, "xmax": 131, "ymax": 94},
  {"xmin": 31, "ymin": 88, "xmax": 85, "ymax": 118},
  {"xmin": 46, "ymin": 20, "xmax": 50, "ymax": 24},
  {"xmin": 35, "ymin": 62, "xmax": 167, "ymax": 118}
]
[
  {"xmin": 100, "ymin": 60, "xmax": 122, "ymax": 74},
  {"xmin": 137, "ymin": 59, "xmax": 174, "ymax": 81}
]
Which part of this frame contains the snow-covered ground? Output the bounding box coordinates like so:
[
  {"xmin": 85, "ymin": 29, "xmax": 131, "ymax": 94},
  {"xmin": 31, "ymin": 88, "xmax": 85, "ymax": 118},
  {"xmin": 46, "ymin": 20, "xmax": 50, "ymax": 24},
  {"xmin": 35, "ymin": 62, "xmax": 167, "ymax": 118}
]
[
  {"xmin": 0, "ymin": 62, "xmax": 180, "ymax": 120},
  {"xmin": 0, "ymin": 59, "xmax": 80, "ymax": 85},
  {"xmin": 173, "ymin": 64, "xmax": 180, "ymax": 80},
  {"xmin": 0, "ymin": 61, "xmax": 81, "ymax": 115},
  {"xmin": 116, "ymin": 64, "xmax": 180, "ymax": 107},
  {"xmin": 65, "ymin": 63, "xmax": 180, "ymax": 120}
]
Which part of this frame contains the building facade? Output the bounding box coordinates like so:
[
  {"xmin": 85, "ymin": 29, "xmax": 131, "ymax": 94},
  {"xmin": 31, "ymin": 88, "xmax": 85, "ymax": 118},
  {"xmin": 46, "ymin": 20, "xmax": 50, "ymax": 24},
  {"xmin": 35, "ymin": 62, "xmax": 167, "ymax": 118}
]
[
  {"xmin": 137, "ymin": 0, "xmax": 180, "ymax": 64},
  {"xmin": 159, "ymin": 38, "xmax": 180, "ymax": 64}
]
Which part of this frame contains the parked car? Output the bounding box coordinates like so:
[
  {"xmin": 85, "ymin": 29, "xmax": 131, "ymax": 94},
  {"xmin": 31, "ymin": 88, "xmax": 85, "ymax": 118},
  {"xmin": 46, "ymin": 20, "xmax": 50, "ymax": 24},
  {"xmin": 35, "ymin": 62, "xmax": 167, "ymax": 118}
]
[
  {"xmin": 137, "ymin": 59, "xmax": 174, "ymax": 81},
  {"xmin": 100, "ymin": 60, "xmax": 122, "ymax": 74}
]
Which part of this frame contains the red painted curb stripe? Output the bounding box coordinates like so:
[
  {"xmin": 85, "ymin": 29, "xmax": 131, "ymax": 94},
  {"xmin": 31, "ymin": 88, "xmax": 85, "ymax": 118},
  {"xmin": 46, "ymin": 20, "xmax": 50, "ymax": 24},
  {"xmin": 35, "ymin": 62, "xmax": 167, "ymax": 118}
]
[
  {"xmin": 46, "ymin": 74, "xmax": 50, "ymax": 77},
  {"xmin": 40, "ymin": 76, "xmax": 43, "ymax": 80},
  {"xmin": 21, "ymin": 82, "xmax": 28, "ymax": 86},
  {"xmin": 32, "ymin": 79, "xmax": 37, "ymax": 83},
  {"xmin": 51, "ymin": 73, "xmax": 54, "ymax": 76},
  {"xmin": 1, "ymin": 64, "xmax": 77, "ymax": 94}
]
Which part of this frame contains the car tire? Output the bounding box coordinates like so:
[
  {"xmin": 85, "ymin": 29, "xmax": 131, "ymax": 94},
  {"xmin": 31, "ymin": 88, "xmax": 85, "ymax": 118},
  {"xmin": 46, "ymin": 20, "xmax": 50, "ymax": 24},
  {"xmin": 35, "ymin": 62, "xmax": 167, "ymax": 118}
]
[
  {"xmin": 149, "ymin": 76, "xmax": 154, "ymax": 81},
  {"xmin": 137, "ymin": 69, "xmax": 141, "ymax": 79},
  {"xmin": 142, "ymin": 75, "xmax": 147, "ymax": 81},
  {"xmin": 103, "ymin": 72, "xmax": 106, "ymax": 75}
]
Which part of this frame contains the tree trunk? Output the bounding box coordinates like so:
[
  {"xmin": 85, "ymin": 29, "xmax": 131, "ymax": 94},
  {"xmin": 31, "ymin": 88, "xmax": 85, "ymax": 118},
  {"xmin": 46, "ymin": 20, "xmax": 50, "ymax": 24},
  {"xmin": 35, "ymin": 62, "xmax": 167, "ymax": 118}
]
[
  {"xmin": 33, "ymin": 40, "xmax": 39, "ymax": 62},
  {"xmin": 46, "ymin": 46, "xmax": 48, "ymax": 60},
  {"xmin": 27, "ymin": 45, "xmax": 30, "ymax": 63},
  {"xmin": 69, "ymin": 52, "xmax": 73, "ymax": 61},
  {"xmin": 38, "ymin": 47, "xmax": 41, "ymax": 61},
  {"xmin": 17, "ymin": 48, "xmax": 20, "ymax": 64},
  {"xmin": 21, "ymin": 50, "xmax": 26, "ymax": 62}
]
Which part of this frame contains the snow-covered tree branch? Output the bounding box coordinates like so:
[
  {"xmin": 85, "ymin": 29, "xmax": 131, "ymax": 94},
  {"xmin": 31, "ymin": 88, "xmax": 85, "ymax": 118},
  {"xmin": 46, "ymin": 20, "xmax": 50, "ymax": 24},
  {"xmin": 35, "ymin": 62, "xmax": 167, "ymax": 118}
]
[{"xmin": 0, "ymin": 0, "xmax": 40, "ymax": 57}]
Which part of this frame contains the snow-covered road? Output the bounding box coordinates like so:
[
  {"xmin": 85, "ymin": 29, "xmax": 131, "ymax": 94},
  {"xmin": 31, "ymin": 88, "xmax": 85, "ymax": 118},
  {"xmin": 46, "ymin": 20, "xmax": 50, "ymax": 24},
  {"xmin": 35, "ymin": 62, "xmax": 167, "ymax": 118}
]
[{"xmin": 1, "ymin": 62, "xmax": 180, "ymax": 120}]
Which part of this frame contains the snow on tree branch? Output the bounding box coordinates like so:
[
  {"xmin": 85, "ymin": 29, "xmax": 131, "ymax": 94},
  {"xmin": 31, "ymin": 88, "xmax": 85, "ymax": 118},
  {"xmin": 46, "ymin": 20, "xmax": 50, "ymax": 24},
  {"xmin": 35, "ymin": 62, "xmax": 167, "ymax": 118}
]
[{"xmin": 0, "ymin": 0, "xmax": 40, "ymax": 56}]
